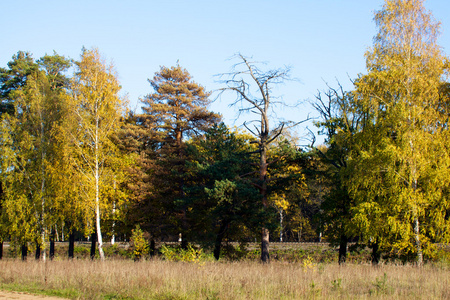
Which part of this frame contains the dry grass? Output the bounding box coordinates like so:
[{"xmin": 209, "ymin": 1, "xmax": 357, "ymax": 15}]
[{"xmin": 0, "ymin": 258, "xmax": 449, "ymax": 299}]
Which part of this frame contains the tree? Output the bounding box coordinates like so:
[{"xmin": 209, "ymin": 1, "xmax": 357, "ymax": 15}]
[
  {"xmin": 114, "ymin": 111, "xmax": 164, "ymax": 242},
  {"xmin": 67, "ymin": 48, "xmax": 127, "ymax": 260},
  {"xmin": 0, "ymin": 52, "xmax": 71, "ymax": 261},
  {"xmin": 266, "ymin": 136, "xmax": 311, "ymax": 244},
  {"xmin": 140, "ymin": 64, "xmax": 220, "ymax": 245},
  {"xmin": 312, "ymin": 84, "xmax": 364, "ymax": 264},
  {"xmin": 218, "ymin": 54, "xmax": 303, "ymax": 263},
  {"xmin": 184, "ymin": 123, "xmax": 261, "ymax": 259},
  {"xmin": 349, "ymin": 0, "xmax": 450, "ymax": 265},
  {"xmin": 0, "ymin": 51, "xmax": 39, "ymax": 258},
  {"xmin": 0, "ymin": 51, "xmax": 38, "ymax": 116}
]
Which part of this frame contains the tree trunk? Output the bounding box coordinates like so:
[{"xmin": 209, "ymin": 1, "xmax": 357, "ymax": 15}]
[
  {"xmin": 260, "ymin": 136, "xmax": 270, "ymax": 263},
  {"xmin": 180, "ymin": 231, "xmax": 188, "ymax": 250},
  {"xmin": 279, "ymin": 209, "xmax": 283, "ymax": 242},
  {"xmin": 414, "ymin": 216, "xmax": 423, "ymax": 266},
  {"xmin": 214, "ymin": 221, "xmax": 229, "ymax": 260},
  {"xmin": 111, "ymin": 200, "xmax": 116, "ymax": 245},
  {"xmin": 338, "ymin": 234, "xmax": 348, "ymax": 265},
  {"xmin": 49, "ymin": 227, "xmax": 56, "ymax": 260},
  {"xmin": 35, "ymin": 240, "xmax": 41, "ymax": 260},
  {"xmin": 149, "ymin": 239, "xmax": 156, "ymax": 257},
  {"xmin": 371, "ymin": 240, "xmax": 380, "ymax": 266},
  {"xmin": 21, "ymin": 243, "xmax": 28, "ymax": 261},
  {"xmin": 68, "ymin": 231, "xmax": 75, "ymax": 259},
  {"xmin": 90, "ymin": 231, "xmax": 97, "ymax": 260},
  {"xmin": 261, "ymin": 227, "xmax": 270, "ymax": 263},
  {"xmin": 0, "ymin": 241, "xmax": 3, "ymax": 260},
  {"xmin": 94, "ymin": 116, "xmax": 105, "ymax": 261}
]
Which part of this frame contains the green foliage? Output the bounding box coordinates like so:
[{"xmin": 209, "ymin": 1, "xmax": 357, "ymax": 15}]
[
  {"xmin": 369, "ymin": 273, "xmax": 392, "ymax": 296},
  {"xmin": 73, "ymin": 245, "xmax": 90, "ymax": 257},
  {"xmin": 220, "ymin": 242, "xmax": 249, "ymax": 261},
  {"xmin": 160, "ymin": 244, "xmax": 212, "ymax": 263},
  {"xmin": 331, "ymin": 278, "xmax": 342, "ymax": 291},
  {"xmin": 183, "ymin": 123, "xmax": 261, "ymax": 257},
  {"xmin": 103, "ymin": 243, "xmax": 133, "ymax": 259}
]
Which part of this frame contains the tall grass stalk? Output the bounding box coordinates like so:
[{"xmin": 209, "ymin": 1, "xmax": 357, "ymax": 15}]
[{"xmin": 0, "ymin": 259, "xmax": 448, "ymax": 299}]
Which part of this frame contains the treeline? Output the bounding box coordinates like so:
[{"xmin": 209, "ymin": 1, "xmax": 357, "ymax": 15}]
[{"xmin": 0, "ymin": 0, "xmax": 449, "ymax": 264}]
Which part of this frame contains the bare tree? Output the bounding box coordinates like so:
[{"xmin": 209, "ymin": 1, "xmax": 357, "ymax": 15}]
[{"xmin": 218, "ymin": 54, "xmax": 304, "ymax": 263}]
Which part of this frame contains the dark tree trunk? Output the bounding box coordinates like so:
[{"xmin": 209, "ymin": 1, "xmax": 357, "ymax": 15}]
[
  {"xmin": 261, "ymin": 227, "xmax": 270, "ymax": 263},
  {"xmin": 90, "ymin": 231, "xmax": 97, "ymax": 259},
  {"xmin": 68, "ymin": 231, "xmax": 75, "ymax": 259},
  {"xmin": 50, "ymin": 227, "xmax": 56, "ymax": 260},
  {"xmin": 0, "ymin": 241, "xmax": 3, "ymax": 260},
  {"xmin": 338, "ymin": 234, "xmax": 348, "ymax": 265},
  {"xmin": 213, "ymin": 221, "xmax": 229, "ymax": 260},
  {"xmin": 149, "ymin": 239, "xmax": 156, "ymax": 257},
  {"xmin": 371, "ymin": 240, "xmax": 380, "ymax": 265},
  {"xmin": 181, "ymin": 236, "xmax": 188, "ymax": 250},
  {"xmin": 260, "ymin": 142, "xmax": 270, "ymax": 264},
  {"xmin": 35, "ymin": 241, "xmax": 41, "ymax": 260},
  {"xmin": 21, "ymin": 243, "xmax": 28, "ymax": 261}
]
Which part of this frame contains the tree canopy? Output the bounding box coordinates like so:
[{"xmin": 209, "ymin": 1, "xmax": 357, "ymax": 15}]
[{"xmin": 0, "ymin": 0, "xmax": 449, "ymax": 265}]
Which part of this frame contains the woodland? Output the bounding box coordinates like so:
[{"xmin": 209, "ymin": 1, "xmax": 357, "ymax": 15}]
[{"xmin": 0, "ymin": 0, "xmax": 449, "ymax": 266}]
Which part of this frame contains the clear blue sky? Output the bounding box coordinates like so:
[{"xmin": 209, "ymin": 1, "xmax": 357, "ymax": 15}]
[{"xmin": 2, "ymin": 0, "xmax": 450, "ymax": 144}]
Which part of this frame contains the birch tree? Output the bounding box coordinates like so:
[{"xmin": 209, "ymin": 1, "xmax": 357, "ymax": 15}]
[
  {"xmin": 0, "ymin": 52, "xmax": 71, "ymax": 261},
  {"xmin": 68, "ymin": 48, "xmax": 126, "ymax": 260},
  {"xmin": 349, "ymin": 0, "xmax": 450, "ymax": 265}
]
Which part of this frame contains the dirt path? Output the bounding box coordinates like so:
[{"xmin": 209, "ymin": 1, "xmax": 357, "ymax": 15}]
[{"xmin": 0, "ymin": 291, "xmax": 68, "ymax": 300}]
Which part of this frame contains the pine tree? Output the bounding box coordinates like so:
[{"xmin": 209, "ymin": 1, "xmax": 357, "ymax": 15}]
[
  {"xmin": 0, "ymin": 51, "xmax": 38, "ymax": 116},
  {"xmin": 140, "ymin": 64, "xmax": 220, "ymax": 245}
]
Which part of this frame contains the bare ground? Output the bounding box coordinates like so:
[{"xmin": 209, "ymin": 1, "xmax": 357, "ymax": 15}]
[{"xmin": 0, "ymin": 291, "xmax": 67, "ymax": 300}]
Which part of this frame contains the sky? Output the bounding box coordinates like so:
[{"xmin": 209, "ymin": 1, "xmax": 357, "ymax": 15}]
[{"xmin": 2, "ymin": 0, "xmax": 450, "ymax": 145}]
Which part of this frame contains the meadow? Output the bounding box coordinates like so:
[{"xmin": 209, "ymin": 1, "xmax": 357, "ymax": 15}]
[{"xmin": 0, "ymin": 243, "xmax": 449, "ymax": 299}]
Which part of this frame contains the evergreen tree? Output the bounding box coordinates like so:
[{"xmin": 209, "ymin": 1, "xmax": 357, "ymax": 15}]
[
  {"xmin": 0, "ymin": 51, "xmax": 38, "ymax": 116},
  {"xmin": 184, "ymin": 123, "xmax": 261, "ymax": 259},
  {"xmin": 140, "ymin": 64, "xmax": 220, "ymax": 245}
]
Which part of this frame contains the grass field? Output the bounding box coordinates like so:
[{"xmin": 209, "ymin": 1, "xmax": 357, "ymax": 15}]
[{"xmin": 0, "ymin": 258, "xmax": 449, "ymax": 299}]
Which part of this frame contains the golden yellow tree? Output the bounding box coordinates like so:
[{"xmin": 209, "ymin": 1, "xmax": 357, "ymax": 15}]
[
  {"xmin": 67, "ymin": 48, "xmax": 126, "ymax": 260},
  {"xmin": 349, "ymin": 0, "xmax": 450, "ymax": 264},
  {"xmin": 0, "ymin": 53, "xmax": 71, "ymax": 261}
]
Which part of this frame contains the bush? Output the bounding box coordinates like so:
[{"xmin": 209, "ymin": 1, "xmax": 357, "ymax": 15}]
[
  {"xmin": 130, "ymin": 225, "xmax": 148, "ymax": 260},
  {"xmin": 160, "ymin": 244, "xmax": 212, "ymax": 263},
  {"xmin": 220, "ymin": 242, "xmax": 248, "ymax": 261}
]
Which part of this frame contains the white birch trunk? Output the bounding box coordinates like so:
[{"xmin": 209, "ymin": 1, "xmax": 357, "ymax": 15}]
[
  {"xmin": 95, "ymin": 115, "xmax": 105, "ymax": 261},
  {"xmin": 111, "ymin": 200, "xmax": 116, "ymax": 245}
]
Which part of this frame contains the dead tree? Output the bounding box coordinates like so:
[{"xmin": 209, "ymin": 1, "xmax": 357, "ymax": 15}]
[{"xmin": 218, "ymin": 54, "xmax": 303, "ymax": 263}]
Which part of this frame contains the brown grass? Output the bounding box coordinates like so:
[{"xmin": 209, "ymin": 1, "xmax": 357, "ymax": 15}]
[{"xmin": 0, "ymin": 258, "xmax": 449, "ymax": 299}]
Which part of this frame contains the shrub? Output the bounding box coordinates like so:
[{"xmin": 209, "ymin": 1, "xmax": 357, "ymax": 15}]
[
  {"xmin": 130, "ymin": 225, "xmax": 148, "ymax": 260},
  {"xmin": 160, "ymin": 244, "xmax": 212, "ymax": 263}
]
